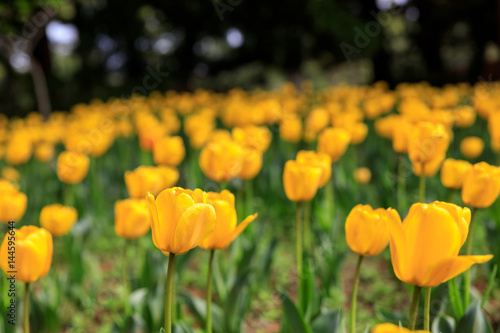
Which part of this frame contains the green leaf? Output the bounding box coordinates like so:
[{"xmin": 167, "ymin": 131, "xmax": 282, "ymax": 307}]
[
  {"xmin": 481, "ymin": 265, "xmax": 497, "ymax": 308},
  {"xmin": 179, "ymin": 292, "xmax": 224, "ymax": 333},
  {"xmin": 311, "ymin": 309, "xmax": 342, "ymax": 333},
  {"xmin": 455, "ymin": 301, "xmax": 493, "ymax": 333},
  {"xmin": 448, "ymin": 278, "xmax": 464, "ymax": 318},
  {"xmin": 375, "ymin": 308, "xmax": 408, "ymax": 325},
  {"xmin": 224, "ymin": 270, "xmax": 251, "ymax": 333},
  {"xmin": 278, "ymin": 291, "xmax": 312, "ymax": 333},
  {"xmin": 431, "ymin": 314, "xmax": 455, "ymax": 333}
]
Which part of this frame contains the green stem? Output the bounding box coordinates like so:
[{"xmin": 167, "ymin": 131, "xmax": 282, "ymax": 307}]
[
  {"xmin": 464, "ymin": 207, "xmax": 478, "ymax": 307},
  {"xmin": 165, "ymin": 253, "xmax": 176, "ymax": 333},
  {"xmin": 350, "ymin": 255, "xmax": 364, "ymax": 333},
  {"xmin": 408, "ymin": 286, "xmax": 422, "ymax": 330},
  {"xmin": 397, "ymin": 154, "xmax": 407, "ymax": 212},
  {"xmin": 296, "ymin": 201, "xmax": 303, "ymax": 307},
  {"xmin": 419, "ymin": 166, "xmax": 426, "ymax": 202},
  {"xmin": 206, "ymin": 250, "xmax": 215, "ymax": 333},
  {"xmin": 424, "ymin": 287, "xmax": 431, "ymax": 331},
  {"xmin": 245, "ymin": 179, "xmax": 254, "ymax": 218},
  {"xmin": 303, "ymin": 200, "xmax": 311, "ymax": 253},
  {"xmin": 24, "ymin": 282, "xmax": 30, "ymax": 333},
  {"xmin": 64, "ymin": 183, "xmax": 74, "ymax": 207},
  {"xmin": 123, "ymin": 240, "xmax": 130, "ymax": 314}
]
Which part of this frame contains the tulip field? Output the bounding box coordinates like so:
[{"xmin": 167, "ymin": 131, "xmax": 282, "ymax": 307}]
[{"xmin": 1, "ymin": 81, "xmax": 500, "ymax": 333}]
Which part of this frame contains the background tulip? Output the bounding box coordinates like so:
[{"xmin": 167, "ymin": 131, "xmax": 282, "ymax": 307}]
[
  {"xmin": 440, "ymin": 158, "xmax": 472, "ymax": 189},
  {"xmin": 296, "ymin": 150, "xmax": 331, "ymax": 187},
  {"xmin": 114, "ymin": 199, "xmax": 150, "ymax": 239},
  {"xmin": 153, "ymin": 136, "xmax": 186, "ymax": 166},
  {"xmin": 353, "ymin": 167, "xmax": 371, "ymax": 184},
  {"xmin": 462, "ymin": 162, "xmax": 500, "ymax": 208},
  {"xmin": 199, "ymin": 139, "xmax": 243, "ymax": 182},
  {"xmin": 238, "ymin": 148, "xmax": 263, "ymax": 180},
  {"xmin": 283, "ymin": 160, "xmax": 322, "ymax": 202},
  {"xmin": 460, "ymin": 136, "xmax": 484, "ymax": 159},
  {"xmin": 125, "ymin": 165, "xmax": 179, "ymax": 199},
  {"xmin": 372, "ymin": 323, "xmax": 430, "ymax": 333},
  {"xmin": 280, "ymin": 115, "xmax": 302, "ymax": 143},
  {"xmin": 34, "ymin": 142, "xmax": 55, "ymax": 162},
  {"xmin": 0, "ymin": 226, "xmax": 53, "ymax": 282},
  {"xmin": 56, "ymin": 151, "xmax": 90, "ymax": 184},
  {"xmin": 317, "ymin": 127, "xmax": 351, "ymax": 163},
  {"xmin": 0, "ymin": 189, "xmax": 27, "ymax": 223},
  {"xmin": 388, "ymin": 202, "xmax": 492, "ymax": 287},
  {"xmin": 40, "ymin": 204, "xmax": 78, "ymax": 237},
  {"xmin": 408, "ymin": 122, "xmax": 449, "ymax": 169}
]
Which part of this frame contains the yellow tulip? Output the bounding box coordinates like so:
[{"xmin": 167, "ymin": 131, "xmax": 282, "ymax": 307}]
[
  {"xmin": 353, "ymin": 167, "xmax": 371, "ymax": 184},
  {"xmin": 0, "ymin": 226, "xmax": 53, "ymax": 282},
  {"xmin": 114, "ymin": 199, "xmax": 150, "ymax": 239},
  {"xmin": 349, "ymin": 122, "xmax": 368, "ymax": 145},
  {"xmin": 305, "ymin": 107, "xmax": 330, "ymax": 138},
  {"xmin": 280, "ymin": 115, "xmax": 302, "ymax": 143},
  {"xmin": 460, "ymin": 136, "xmax": 484, "ymax": 159},
  {"xmin": 317, "ymin": 127, "xmax": 351, "ymax": 163},
  {"xmin": 153, "ymin": 136, "xmax": 186, "ymax": 166},
  {"xmin": 199, "ymin": 139, "xmax": 243, "ymax": 182},
  {"xmin": 6, "ymin": 134, "xmax": 32, "ymax": 165},
  {"xmin": 283, "ymin": 160, "xmax": 322, "ymax": 202},
  {"xmin": 345, "ymin": 205, "xmax": 399, "ymax": 256},
  {"xmin": 232, "ymin": 125, "xmax": 272, "ymax": 152},
  {"xmin": 296, "ymin": 150, "xmax": 331, "ymax": 187},
  {"xmin": 34, "ymin": 142, "xmax": 55, "ymax": 162},
  {"xmin": 1, "ymin": 167, "xmax": 19, "ymax": 183},
  {"xmin": 0, "ymin": 189, "xmax": 27, "ymax": 223},
  {"xmin": 125, "ymin": 166, "xmax": 179, "ymax": 199},
  {"xmin": 388, "ymin": 201, "xmax": 493, "ymax": 287},
  {"xmin": 411, "ymin": 152, "xmax": 445, "ymax": 177},
  {"xmin": 462, "ymin": 162, "xmax": 500, "ymax": 208},
  {"xmin": 372, "ymin": 323, "xmax": 430, "ymax": 333},
  {"xmin": 199, "ymin": 190, "xmax": 257, "ymax": 249},
  {"xmin": 147, "ymin": 187, "xmax": 216, "ymax": 254},
  {"xmin": 408, "ymin": 122, "xmax": 449, "ymax": 168},
  {"xmin": 440, "ymin": 158, "xmax": 472, "ymax": 189},
  {"xmin": 40, "ymin": 204, "xmax": 78, "ymax": 237},
  {"xmin": 488, "ymin": 111, "xmax": 500, "ymax": 146},
  {"xmin": 56, "ymin": 151, "xmax": 90, "ymax": 184},
  {"xmin": 239, "ymin": 148, "xmax": 263, "ymax": 180},
  {"xmin": 392, "ymin": 118, "xmax": 412, "ymax": 153}
]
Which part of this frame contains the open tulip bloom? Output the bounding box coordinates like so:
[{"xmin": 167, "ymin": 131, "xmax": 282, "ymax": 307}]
[{"xmin": 388, "ymin": 201, "xmax": 493, "ymax": 330}]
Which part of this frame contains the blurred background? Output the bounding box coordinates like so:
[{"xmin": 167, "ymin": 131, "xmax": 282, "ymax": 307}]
[{"xmin": 0, "ymin": 0, "xmax": 499, "ymax": 117}]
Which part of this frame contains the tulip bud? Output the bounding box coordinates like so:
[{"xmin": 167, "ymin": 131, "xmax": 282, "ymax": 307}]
[
  {"xmin": 408, "ymin": 122, "xmax": 450, "ymax": 166},
  {"xmin": 283, "ymin": 160, "xmax": 322, "ymax": 202},
  {"xmin": 460, "ymin": 136, "xmax": 484, "ymax": 159},
  {"xmin": 354, "ymin": 167, "xmax": 371, "ymax": 184},
  {"xmin": 345, "ymin": 205, "xmax": 398, "ymax": 256},
  {"xmin": 296, "ymin": 150, "xmax": 331, "ymax": 187},
  {"xmin": 462, "ymin": 162, "xmax": 500, "ymax": 208},
  {"xmin": 199, "ymin": 139, "xmax": 243, "ymax": 182},
  {"xmin": 114, "ymin": 199, "xmax": 150, "ymax": 239},
  {"xmin": 0, "ymin": 189, "xmax": 27, "ymax": 223},
  {"xmin": 372, "ymin": 323, "xmax": 430, "ymax": 333},
  {"xmin": 239, "ymin": 148, "xmax": 263, "ymax": 180},
  {"xmin": 34, "ymin": 142, "xmax": 55, "ymax": 162},
  {"xmin": 317, "ymin": 127, "xmax": 351, "ymax": 163},
  {"xmin": 125, "ymin": 165, "xmax": 179, "ymax": 199},
  {"xmin": 40, "ymin": 204, "xmax": 78, "ymax": 237},
  {"xmin": 280, "ymin": 115, "xmax": 302, "ymax": 143},
  {"xmin": 0, "ymin": 226, "xmax": 53, "ymax": 282},
  {"xmin": 440, "ymin": 158, "xmax": 472, "ymax": 189},
  {"xmin": 56, "ymin": 151, "xmax": 90, "ymax": 184},
  {"xmin": 153, "ymin": 136, "xmax": 186, "ymax": 166}
]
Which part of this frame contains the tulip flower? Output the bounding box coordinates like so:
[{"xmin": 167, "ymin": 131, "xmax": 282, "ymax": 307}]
[
  {"xmin": 232, "ymin": 125, "xmax": 272, "ymax": 152},
  {"xmin": 372, "ymin": 323, "xmax": 430, "ymax": 333},
  {"xmin": 280, "ymin": 115, "xmax": 302, "ymax": 143},
  {"xmin": 460, "ymin": 136, "xmax": 484, "ymax": 159},
  {"xmin": 153, "ymin": 136, "xmax": 186, "ymax": 166},
  {"xmin": 199, "ymin": 139, "xmax": 243, "ymax": 182},
  {"xmin": 147, "ymin": 187, "xmax": 216, "ymax": 332},
  {"xmin": 353, "ymin": 167, "xmax": 371, "ymax": 184},
  {"xmin": 346, "ymin": 205, "xmax": 400, "ymax": 333},
  {"xmin": 317, "ymin": 127, "xmax": 351, "ymax": 163},
  {"xmin": 238, "ymin": 148, "xmax": 263, "ymax": 180},
  {"xmin": 462, "ymin": 162, "xmax": 500, "ymax": 209},
  {"xmin": 388, "ymin": 202, "xmax": 493, "ymax": 330},
  {"xmin": 56, "ymin": 151, "xmax": 90, "ymax": 185},
  {"xmin": 1, "ymin": 226, "xmax": 53, "ymax": 332},
  {"xmin": 34, "ymin": 142, "xmax": 55, "ymax": 162},
  {"xmin": 125, "ymin": 165, "xmax": 179, "ymax": 199},
  {"xmin": 114, "ymin": 199, "xmax": 150, "ymax": 239},
  {"xmin": 40, "ymin": 204, "xmax": 78, "ymax": 237},
  {"xmin": 283, "ymin": 160, "xmax": 322, "ymax": 202},
  {"xmin": 1, "ymin": 167, "xmax": 20, "ymax": 183},
  {"xmin": 440, "ymin": 158, "xmax": 472, "ymax": 190},
  {"xmin": 5, "ymin": 134, "xmax": 32, "ymax": 165},
  {"xmin": 295, "ymin": 150, "xmax": 331, "ymax": 188},
  {"xmin": 0, "ymin": 189, "xmax": 28, "ymax": 224},
  {"xmin": 199, "ymin": 190, "xmax": 257, "ymax": 333}
]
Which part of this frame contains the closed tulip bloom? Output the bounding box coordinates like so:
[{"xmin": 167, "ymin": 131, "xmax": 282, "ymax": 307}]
[
  {"xmin": 153, "ymin": 136, "xmax": 186, "ymax": 166},
  {"xmin": 280, "ymin": 115, "xmax": 302, "ymax": 143},
  {"xmin": 305, "ymin": 107, "xmax": 330, "ymax": 136},
  {"xmin": 232, "ymin": 125, "xmax": 272, "ymax": 152},
  {"xmin": 34, "ymin": 142, "xmax": 55, "ymax": 162},
  {"xmin": 56, "ymin": 151, "xmax": 90, "ymax": 184},
  {"xmin": 6, "ymin": 135, "xmax": 32, "ymax": 165},
  {"xmin": 346, "ymin": 205, "xmax": 399, "ymax": 256},
  {"xmin": 411, "ymin": 152, "xmax": 446, "ymax": 177},
  {"xmin": 392, "ymin": 118, "xmax": 412, "ymax": 153},
  {"xmin": 40, "ymin": 204, "xmax": 78, "ymax": 237},
  {"xmin": 283, "ymin": 160, "xmax": 322, "ymax": 202},
  {"xmin": 408, "ymin": 122, "xmax": 450, "ymax": 167},
  {"xmin": 199, "ymin": 139, "xmax": 243, "ymax": 182},
  {"xmin": 114, "ymin": 199, "xmax": 150, "ymax": 239},
  {"xmin": 1, "ymin": 167, "xmax": 19, "ymax": 183},
  {"xmin": 460, "ymin": 136, "xmax": 484, "ymax": 159},
  {"xmin": 296, "ymin": 150, "xmax": 331, "ymax": 187},
  {"xmin": 0, "ymin": 226, "xmax": 53, "ymax": 282},
  {"xmin": 147, "ymin": 187, "xmax": 216, "ymax": 254},
  {"xmin": 0, "ymin": 190, "xmax": 27, "ymax": 223},
  {"xmin": 349, "ymin": 122, "xmax": 368, "ymax": 145},
  {"xmin": 372, "ymin": 323, "xmax": 430, "ymax": 333},
  {"xmin": 125, "ymin": 166, "xmax": 179, "ymax": 199},
  {"xmin": 317, "ymin": 127, "xmax": 351, "ymax": 163},
  {"xmin": 200, "ymin": 190, "xmax": 257, "ymax": 249},
  {"xmin": 353, "ymin": 167, "xmax": 371, "ymax": 184},
  {"xmin": 462, "ymin": 162, "xmax": 500, "ymax": 208},
  {"xmin": 440, "ymin": 159, "xmax": 472, "ymax": 189},
  {"xmin": 239, "ymin": 148, "xmax": 263, "ymax": 180},
  {"xmin": 389, "ymin": 202, "xmax": 493, "ymax": 287}
]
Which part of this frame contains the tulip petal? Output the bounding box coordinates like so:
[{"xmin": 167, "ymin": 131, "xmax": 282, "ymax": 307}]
[
  {"xmin": 223, "ymin": 213, "xmax": 258, "ymax": 248},
  {"xmin": 423, "ymin": 254, "xmax": 493, "ymax": 287},
  {"xmin": 16, "ymin": 239, "xmax": 45, "ymax": 282},
  {"xmin": 388, "ymin": 212, "xmax": 408, "ymax": 283},
  {"xmin": 147, "ymin": 192, "xmax": 163, "ymax": 251},
  {"xmin": 173, "ymin": 203, "xmax": 216, "ymax": 254}
]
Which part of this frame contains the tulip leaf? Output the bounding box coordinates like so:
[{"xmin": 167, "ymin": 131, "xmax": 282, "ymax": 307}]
[
  {"xmin": 172, "ymin": 321, "xmax": 194, "ymax": 333},
  {"xmin": 310, "ymin": 309, "xmax": 342, "ymax": 333},
  {"xmin": 375, "ymin": 308, "xmax": 408, "ymax": 325},
  {"xmin": 455, "ymin": 301, "xmax": 493, "ymax": 333},
  {"xmin": 481, "ymin": 264, "xmax": 497, "ymax": 308},
  {"xmin": 278, "ymin": 291, "xmax": 312, "ymax": 333},
  {"xmin": 179, "ymin": 292, "xmax": 224, "ymax": 333},
  {"xmin": 448, "ymin": 278, "xmax": 464, "ymax": 318},
  {"xmin": 431, "ymin": 314, "xmax": 455, "ymax": 333},
  {"xmin": 224, "ymin": 270, "xmax": 251, "ymax": 333}
]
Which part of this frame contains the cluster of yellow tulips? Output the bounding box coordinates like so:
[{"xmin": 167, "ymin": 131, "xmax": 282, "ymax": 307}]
[{"xmin": 0, "ymin": 80, "xmax": 499, "ymax": 332}]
